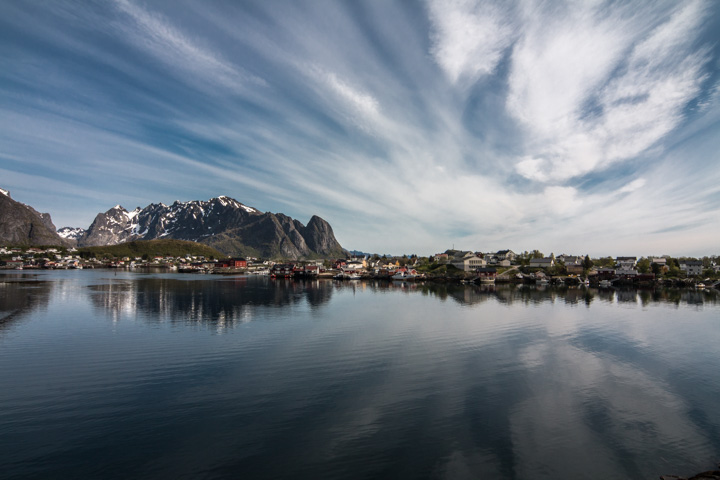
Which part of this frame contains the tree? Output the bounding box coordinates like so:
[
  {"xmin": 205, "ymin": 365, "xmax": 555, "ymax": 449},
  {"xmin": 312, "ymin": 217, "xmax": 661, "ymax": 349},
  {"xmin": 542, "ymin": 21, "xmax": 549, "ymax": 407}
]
[
  {"xmin": 651, "ymin": 262, "xmax": 662, "ymax": 276},
  {"xmin": 637, "ymin": 257, "xmax": 651, "ymax": 274},
  {"xmin": 582, "ymin": 254, "xmax": 593, "ymax": 271},
  {"xmin": 595, "ymin": 256, "xmax": 615, "ymax": 268}
]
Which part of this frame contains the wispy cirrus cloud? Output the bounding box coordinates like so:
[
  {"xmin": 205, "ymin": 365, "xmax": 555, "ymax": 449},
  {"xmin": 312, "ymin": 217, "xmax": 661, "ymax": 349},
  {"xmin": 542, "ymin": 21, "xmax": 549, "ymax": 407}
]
[
  {"xmin": 303, "ymin": 66, "xmax": 383, "ymax": 132},
  {"xmin": 111, "ymin": 0, "xmax": 264, "ymax": 91},
  {"xmin": 508, "ymin": 0, "xmax": 711, "ymax": 183}
]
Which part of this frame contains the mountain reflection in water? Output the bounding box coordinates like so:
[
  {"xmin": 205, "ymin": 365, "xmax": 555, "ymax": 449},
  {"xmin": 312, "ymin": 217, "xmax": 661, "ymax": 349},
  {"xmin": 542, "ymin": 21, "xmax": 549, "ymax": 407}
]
[{"xmin": 87, "ymin": 277, "xmax": 335, "ymax": 327}]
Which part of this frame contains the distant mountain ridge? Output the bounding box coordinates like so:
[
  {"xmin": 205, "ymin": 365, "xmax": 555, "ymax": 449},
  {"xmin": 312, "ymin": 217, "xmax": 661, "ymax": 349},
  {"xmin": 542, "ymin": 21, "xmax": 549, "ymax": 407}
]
[
  {"xmin": 0, "ymin": 189, "xmax": 67, "ymax": 246},
  {"xmin": 76, "ymin": 195, "xmax": 345, "ymax": 259},
  {"xmin": 0, "ymin": 189, "xmax": 345, "ymax": 259}
]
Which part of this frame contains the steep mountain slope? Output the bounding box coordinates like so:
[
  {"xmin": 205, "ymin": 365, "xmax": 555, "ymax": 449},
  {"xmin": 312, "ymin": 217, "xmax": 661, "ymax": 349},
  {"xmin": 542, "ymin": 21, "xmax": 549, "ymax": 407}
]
[
  {"xmin": 0, "ymin": 189, "xmax": 67, "ymax": 246},
  {"xmin": 79, "ymin": 196, "xmax": 345, "ymax": 259}
]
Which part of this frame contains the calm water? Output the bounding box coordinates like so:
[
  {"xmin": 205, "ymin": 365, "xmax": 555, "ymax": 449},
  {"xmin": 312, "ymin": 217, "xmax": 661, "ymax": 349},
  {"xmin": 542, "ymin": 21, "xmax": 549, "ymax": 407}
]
[{"xmin": 1, "ymin": 270, "xmax": 719, "ymax": 480}]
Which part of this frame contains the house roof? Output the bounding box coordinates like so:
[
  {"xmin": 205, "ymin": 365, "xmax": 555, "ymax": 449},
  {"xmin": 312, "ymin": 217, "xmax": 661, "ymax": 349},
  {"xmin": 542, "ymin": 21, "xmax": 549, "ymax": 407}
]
[
  {"xmin": 530, "ymin": 258, "xmax": 554, "ymax": 264},
  {"xmin": 681, "ymin": 261, "xmax": 703, "ymax": 266},
  {"xmin": 562, "ymin": 256, "xmax": 583, "ymax": 264}
]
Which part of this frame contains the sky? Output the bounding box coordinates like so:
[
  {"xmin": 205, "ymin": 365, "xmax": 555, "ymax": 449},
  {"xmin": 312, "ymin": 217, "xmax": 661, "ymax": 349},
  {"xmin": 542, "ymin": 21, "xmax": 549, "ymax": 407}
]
[{"xmin": 1, "ymin": 0, "xmax": 720, "ymax": 257}]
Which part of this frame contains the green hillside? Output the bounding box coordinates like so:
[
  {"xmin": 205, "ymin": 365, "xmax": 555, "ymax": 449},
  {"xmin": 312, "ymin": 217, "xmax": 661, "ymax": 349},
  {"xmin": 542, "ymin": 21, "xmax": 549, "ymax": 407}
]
[{"xmin": 78, "ymin": 239, "xmax": 227, "ymax": 259}]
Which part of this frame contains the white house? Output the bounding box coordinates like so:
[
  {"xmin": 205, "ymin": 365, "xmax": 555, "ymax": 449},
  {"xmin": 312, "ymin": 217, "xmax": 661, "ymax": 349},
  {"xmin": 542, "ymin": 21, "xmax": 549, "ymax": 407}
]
[
  {"xmin": 496, "ymin": 250, "xmax": 516, "ymax": 262},
  {"xmin": 529, "ymin": 257, "xmax": 554, "ymax": 268},
  {"xmin": 615, "ymin": 257, "xmax": 638, "ymax": 276},
  {"xmin": 452, "ymin": 253, "xmax": 486, "ymax": 272},
  {"xmin": 680, "ymin": 260, "xmax": 703, "ymax": 276}
]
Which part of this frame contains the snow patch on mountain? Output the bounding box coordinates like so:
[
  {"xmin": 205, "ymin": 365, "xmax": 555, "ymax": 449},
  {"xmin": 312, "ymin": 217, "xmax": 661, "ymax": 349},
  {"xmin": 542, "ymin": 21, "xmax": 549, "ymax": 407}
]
[{"xmin": 57, "ymin": 227, "xmax": 85, "ymax": 240}]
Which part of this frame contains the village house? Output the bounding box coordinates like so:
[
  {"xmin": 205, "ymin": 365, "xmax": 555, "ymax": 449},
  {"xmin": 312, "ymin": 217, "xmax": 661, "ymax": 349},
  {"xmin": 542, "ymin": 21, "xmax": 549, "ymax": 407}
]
[
  {"xmin": 433, "ymin": 253, "xmax": 449, "ymax": 263},
  {"xmin": 558, "ymin": 255, "xmax": 585, "ymax": 275},
  {"xmin": 475, "ymin": 267, "xmax": 497, "ymax": 281},
  {"xmin": 228, "ymin": 258, "xmax": 248, "ymax": 268},
  {"xmin": 344, "ymin": 260, "xmax": 364, "ymax": 271},
  {"xmin": 529, "ymin": 257, "xmax": 554, "ymax": 268},
  {"xmin": 680, "ymin": 260, "xmax": 703, "ymax": 276},
  {"xmin": 615, "ymin": 257, "xmax": 638, "ymax": 276},
  {"xmin": 495, "ymin": 250, "xmax": 516, "ymax": 263},
  {"xmin": 451, "ymin": 252, "xmax": 486, "ymax": 272}
]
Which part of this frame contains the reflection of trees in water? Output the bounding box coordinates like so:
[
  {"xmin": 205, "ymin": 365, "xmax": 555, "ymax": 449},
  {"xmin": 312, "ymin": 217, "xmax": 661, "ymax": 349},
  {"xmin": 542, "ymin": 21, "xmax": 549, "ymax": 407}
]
[
  {"xmin": 603, "ymin": 288, "xmax": 718, "ymax": 307},
  {"xmin": 88, "ymin": 277, "xmax": 334, "ymax": 326},
  {"xmin": 348, "ymin": 281, "xmax": 719, "ymax": 308},
  {"xmin": 650, "ymin": 288, "xmax": 717, "ymax": 306},
  {"xmin": 409, "ymin": 283, "xmax": 591, "ymax": 307},
  {"xmin": 0, "ymin": 276, "xmax": 54, "ymax": 333}
]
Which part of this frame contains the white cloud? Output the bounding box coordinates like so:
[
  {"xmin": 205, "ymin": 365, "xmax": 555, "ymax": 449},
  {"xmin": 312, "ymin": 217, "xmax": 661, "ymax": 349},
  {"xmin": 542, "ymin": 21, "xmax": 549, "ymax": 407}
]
[
  {"xmin": 325, "ymin": 73, "xmax": 380, "ymax": 118},
  {"xmin": 427, "ymin": 0, "xmax": 513, "ymax": 85},
  {"xmin": 515, "ymin": 157, "xmax": 548, "ymax": 182},
  {"xmin": 619, "ymin": 178, "xmax": 646, "ymax": 194},
  {"xmin": 510, "ymin": 0, "xmax": 711, "ymax": 183}
]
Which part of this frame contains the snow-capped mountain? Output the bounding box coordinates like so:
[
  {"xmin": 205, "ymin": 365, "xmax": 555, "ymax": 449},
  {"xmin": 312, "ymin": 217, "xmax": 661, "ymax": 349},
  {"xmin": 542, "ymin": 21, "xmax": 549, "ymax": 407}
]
[
  {"xmin": 57, "ymin": 227, "xmax": 86, "ymax": 243},
  {"xmin": 79, "ymin": 196, "xmax": 345, "ymax": 259}
]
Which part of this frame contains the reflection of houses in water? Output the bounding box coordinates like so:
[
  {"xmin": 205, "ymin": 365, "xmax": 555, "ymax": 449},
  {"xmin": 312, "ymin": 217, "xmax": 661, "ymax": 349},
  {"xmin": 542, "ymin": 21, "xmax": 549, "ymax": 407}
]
[
  {"xmin": 615, "ymin": 289, "xmax": 639, "ymax": 304},
  {"xmin": 449, "ymin": 285, "xmax": 492, "ymax": 306}
]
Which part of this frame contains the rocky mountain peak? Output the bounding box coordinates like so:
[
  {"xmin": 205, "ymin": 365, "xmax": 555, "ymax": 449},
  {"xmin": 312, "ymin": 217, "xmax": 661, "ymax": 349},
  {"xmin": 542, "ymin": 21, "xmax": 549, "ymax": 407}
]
[{"xmin": 77, "ymin": 195, "xmax": 344, "ymax": 259}]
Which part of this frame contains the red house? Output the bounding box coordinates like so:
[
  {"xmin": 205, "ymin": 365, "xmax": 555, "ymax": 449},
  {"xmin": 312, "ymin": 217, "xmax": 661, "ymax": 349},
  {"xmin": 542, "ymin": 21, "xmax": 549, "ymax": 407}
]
[{"xmin": 230, "ymin": 258, "xmax": 247, "ymax": 268}]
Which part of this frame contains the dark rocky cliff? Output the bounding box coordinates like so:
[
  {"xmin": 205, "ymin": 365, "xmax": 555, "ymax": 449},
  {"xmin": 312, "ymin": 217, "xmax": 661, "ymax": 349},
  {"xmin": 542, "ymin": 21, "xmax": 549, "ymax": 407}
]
[{"xmin": 0, "ymin": 190, "xmax": 66, "ymax": 246}]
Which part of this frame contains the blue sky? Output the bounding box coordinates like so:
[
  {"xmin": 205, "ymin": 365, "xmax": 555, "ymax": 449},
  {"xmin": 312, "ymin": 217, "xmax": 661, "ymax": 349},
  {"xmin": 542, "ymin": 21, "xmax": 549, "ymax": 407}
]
[{"xmin": 2, "ymin": 0, "xmax": 719, "ymax": 257}]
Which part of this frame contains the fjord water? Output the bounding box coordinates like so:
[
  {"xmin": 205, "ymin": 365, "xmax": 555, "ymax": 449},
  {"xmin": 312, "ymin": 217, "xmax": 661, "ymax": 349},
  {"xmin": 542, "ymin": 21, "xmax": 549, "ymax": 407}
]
[{"xmin": 1, "ymin": 271, "xmax": 719, "ymax": 480}]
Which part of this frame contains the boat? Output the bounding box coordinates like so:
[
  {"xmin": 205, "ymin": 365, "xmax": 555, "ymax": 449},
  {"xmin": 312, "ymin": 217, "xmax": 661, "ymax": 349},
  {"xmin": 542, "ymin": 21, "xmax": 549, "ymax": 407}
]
[
  {"xmin": 347, "ymin": 273, "xmax": 362, "ymax": 280},
  {"xmin": 599, "ymin": 279, "xmax": 612, "ymax": 287}
]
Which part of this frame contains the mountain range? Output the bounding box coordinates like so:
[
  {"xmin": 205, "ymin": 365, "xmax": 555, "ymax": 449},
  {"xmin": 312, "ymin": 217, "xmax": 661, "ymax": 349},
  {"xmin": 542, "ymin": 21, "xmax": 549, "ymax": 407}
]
[{"xmin": 1, "ymin": 189, "xmax": 346, "ymax": 259}]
